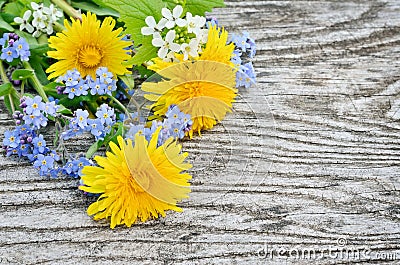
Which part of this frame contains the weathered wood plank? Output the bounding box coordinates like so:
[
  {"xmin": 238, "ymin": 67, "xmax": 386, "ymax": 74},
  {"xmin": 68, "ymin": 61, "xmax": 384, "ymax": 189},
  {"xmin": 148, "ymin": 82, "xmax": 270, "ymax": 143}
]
[{"xmin": 1, "ymin": 0, "xmax": 400, "ymax": 264}]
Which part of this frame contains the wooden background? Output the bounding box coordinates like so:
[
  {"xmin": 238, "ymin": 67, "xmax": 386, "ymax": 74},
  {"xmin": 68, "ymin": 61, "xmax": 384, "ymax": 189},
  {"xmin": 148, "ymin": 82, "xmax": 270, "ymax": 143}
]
[{"xmin": 1, "ymin": 0, "xmax": 400, "ymax": 264}]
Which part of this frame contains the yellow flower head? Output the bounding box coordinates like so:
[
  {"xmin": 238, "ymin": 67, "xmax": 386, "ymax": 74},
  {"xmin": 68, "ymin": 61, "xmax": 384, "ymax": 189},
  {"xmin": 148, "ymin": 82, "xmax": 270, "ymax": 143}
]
[
  {"xmin": 80, "ymin": 128, "xmax": 192, "ymax": 228},
  {"xmin": 46, "ymin": 12, "xmax": 130, "ymax": 79},
  {"xmin": 199, "ymin": 25, "xmax": 235, "ymax": 65},
  {"xmin": 142, "ymin": 26, "xmax": 238, "ymax": 137}
]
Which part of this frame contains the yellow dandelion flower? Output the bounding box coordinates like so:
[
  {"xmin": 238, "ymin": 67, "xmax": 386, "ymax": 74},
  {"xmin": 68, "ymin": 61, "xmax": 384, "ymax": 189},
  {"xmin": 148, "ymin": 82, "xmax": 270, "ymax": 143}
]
[
  {"xmin": 46, "ymin": 12, "xmax": 130, "ymax": 79},
  {"xmin": 142, "ymin": 26, "xmax": 237, "ymax": 137},
  {"xmin": 199, "ymin": 25, "xmax": 235, "ymax": 65},
  {"xmin": 143, "ymin": 61, "xmax": 237, "ymax": 137},
  {"xmin": 80, "ymin": 128, "xmax": 192, "ymax": 228}
]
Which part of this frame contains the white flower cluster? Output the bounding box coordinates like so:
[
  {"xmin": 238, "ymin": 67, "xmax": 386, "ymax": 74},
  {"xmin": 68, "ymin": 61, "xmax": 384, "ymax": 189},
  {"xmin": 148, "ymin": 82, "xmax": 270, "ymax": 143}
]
[
  {"xmin": 14, "ymin": 2, "xmax": 63, "ymax": 37},
  {"xmin": 141, "ymin": 5, "xmax": 208, "ymax": 62}
]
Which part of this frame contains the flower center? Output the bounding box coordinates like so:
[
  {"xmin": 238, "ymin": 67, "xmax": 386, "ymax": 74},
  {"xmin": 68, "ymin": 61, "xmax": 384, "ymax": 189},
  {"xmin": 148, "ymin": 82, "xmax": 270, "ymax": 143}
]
[
  {"xmin": 78, "ymin": 46, "xmax": 103, "ymax": 68},
  {"xmin": 185, "ymin": 82, "xmax": 203, "ymax": 98}
]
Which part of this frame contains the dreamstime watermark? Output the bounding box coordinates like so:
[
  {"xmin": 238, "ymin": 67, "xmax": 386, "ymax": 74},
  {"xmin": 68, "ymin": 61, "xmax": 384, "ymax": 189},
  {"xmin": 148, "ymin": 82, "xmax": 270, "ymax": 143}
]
[{"xmin": 256, "ymin": 237, "xmax": 400, "ymax": 261}]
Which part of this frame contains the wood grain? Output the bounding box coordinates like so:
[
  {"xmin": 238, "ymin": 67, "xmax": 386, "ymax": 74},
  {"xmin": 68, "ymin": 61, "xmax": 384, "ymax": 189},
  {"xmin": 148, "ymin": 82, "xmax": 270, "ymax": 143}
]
[{"xmin": 1, "ymin": 0, "xmax": 400, "ymax": 264}]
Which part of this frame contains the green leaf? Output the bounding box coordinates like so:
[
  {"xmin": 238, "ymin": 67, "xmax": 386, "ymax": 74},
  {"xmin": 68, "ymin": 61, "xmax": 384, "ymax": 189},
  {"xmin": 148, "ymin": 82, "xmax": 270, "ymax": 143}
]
[
  {"xmin": 118, "ymin": 73, "xmax": 135, "ymax": 90},
  {"xmin": 86, "ymin": 140, "xmax": 103, "ymax": 159},
  {"xmin": 71, "ymin": 1, "xmax": 120, "ymax": 17},
  {"xmin": 29, "ymin": 55, "xmax": 50, "ymax": 85},
  {"xmin": 3, "ymin": 89, "xmax": 21, "ymax": 114},
  {"xmin": 58, "ymin": 94, "xmax": 94, "ymax": 108},
  {"xmin": 0, "ymin": 16, "xmax": 13, "ymax": 31},
  {"xmin": 44, "ymin": 82, "xmax": 62, "ymax": 91},
  {"xmin": 42, "ymin": 0, "xmax": 52, "ymax": 6},
  {"xmin": 19, "ymin": 0, "xmax": 37, "ymax": 6},
  {"xmin": 161, "ymin": 0, "xmax": 225, "ymax": 16},
  {"xmin": 56, "ymin": 104, "xmax": 73, "ymax": 115},
  {"xmin": 11, "ymin": 69, "xmax": 34, "ymax": 80},
  {"xmin": 3, "ymin": 1, "xmax": 24, "ymax": 17},
  {"xmin": 126, "ymin": 38, "xmax": 158, "ymax": 66},
  {"xmin": 43, "ymin": 81, "xmax": 62, "ymax": 98},
  {"xmin": 43, "ymin": 89, "xmax": 61, "ymax": 99},
  {"xmin": 15, "ymin": 30, "xmax": 38, "ymax": 46},
  {"xmin": 134, "ymin": 65, "xmax": 155, "ymax": 78},
  {"xmin": 184, "ymin": 0, "xmax": 225, "ymax": 15},
  {"xmin": 94, "ymin": 0, "xmax": 164, "ymax": 48},
  {"xmin": 0, "ymin": 83, "xmax": 12, "ymax": 97},
  {"xmin": 29, "ymin": 44, "xmax": 49, "ymax": 55},
  {"xmin": 107, "ymin": 122, "xmax": 124, "ymax": 145},
  {"xmin": 1, "ymin": 13, "xmax": 16, "ymax": 24},
  {"xmin": 160, "ymin": 0, "xmax": 176, "ymax": 9},
  {"xmin": 21, "ymin": 93, "xmax": 34, "ymax": 98}
]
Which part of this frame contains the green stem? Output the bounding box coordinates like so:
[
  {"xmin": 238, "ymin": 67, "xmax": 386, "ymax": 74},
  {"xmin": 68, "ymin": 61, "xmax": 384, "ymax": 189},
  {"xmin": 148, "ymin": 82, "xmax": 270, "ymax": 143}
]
[
  {"xmin": 22, "ymin": 61, "xmax": 49, "ymax": 102},
  {"xmin": 51, "ymin": 0, "xmax": 81, "ymax": 20},
  {"xmin": 86, "ymin": 100, "xmax": 99, "ymax": 117},
  {"xmin": 53, "ymin": 21, "xmax": 66, "ymax": 32},
  {"xmin": 108, "ymin": 95, "xmax": 131, "ymax": 118},
  {"xmin": 108, "ymin": 95, "xmax": 132, "ymax": 120},
  {"xmin": 20, "ymin": 80, "xmax": 25, "ymax": 95},
  {"xmin": 0, "ymin": 61, "xmax": 10, "ymax": 85},
  {"xmin": 8, "ymin": 94, "xmax": 15, "ymax": 113},
  {"xmin": 0, "ymin": 61, "xmax": 16, "ymax": 114}
]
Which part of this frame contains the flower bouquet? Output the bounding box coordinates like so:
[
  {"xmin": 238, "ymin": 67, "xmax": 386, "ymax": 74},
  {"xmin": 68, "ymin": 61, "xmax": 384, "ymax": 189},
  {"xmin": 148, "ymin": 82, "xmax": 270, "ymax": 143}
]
[{"xmin": 0, "ymin": 0, "xmax": 256, "ymax": 228}]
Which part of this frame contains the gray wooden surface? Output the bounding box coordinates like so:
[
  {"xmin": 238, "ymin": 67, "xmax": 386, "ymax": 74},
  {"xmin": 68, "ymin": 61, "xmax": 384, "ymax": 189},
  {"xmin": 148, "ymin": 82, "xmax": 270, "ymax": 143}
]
[{"xmin": 1, "ymin": 0, "xmax": 400, "ymax": 264}]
